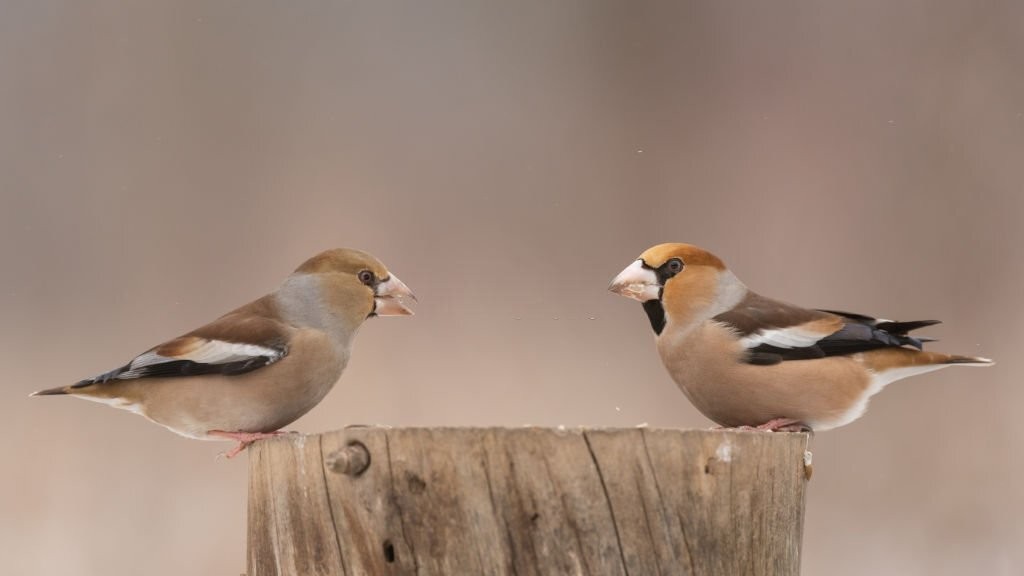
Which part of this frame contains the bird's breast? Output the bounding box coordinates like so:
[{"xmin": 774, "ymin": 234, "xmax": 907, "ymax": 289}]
[{"xmin": 656, "ymin": 321, "xmax": 743, "ymax": 395}]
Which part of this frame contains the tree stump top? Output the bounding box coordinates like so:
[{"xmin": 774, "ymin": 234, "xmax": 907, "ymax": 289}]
[{"xmin": 248, "ymin": 427, "xmax": 811, "ymax": 576}]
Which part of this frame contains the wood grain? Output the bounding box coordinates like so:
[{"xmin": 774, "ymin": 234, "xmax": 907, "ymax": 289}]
[{"xmin": 248, "ymin": 428, "xmax": 810, "ymax": 576}]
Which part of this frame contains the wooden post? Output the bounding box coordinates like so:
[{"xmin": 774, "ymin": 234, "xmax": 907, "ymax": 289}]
[{"xmin": 247, "ymin": 427, "xmax": 811, "ymax": 576}]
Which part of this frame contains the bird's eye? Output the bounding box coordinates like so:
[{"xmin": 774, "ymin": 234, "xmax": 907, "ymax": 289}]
[
  {"xmin": 667, "ymin": 258, "xmax": 684, "ymax": 274},
  {"xmin": 358, "ymin": 270, "xmax": 375, "ymax": 285}
]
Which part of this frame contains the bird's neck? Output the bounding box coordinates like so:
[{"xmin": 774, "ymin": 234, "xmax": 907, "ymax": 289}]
[
  {"xmin": 660, "ymin": 269, "xmax": 748, "ymax": 339},
  {"xmin": 276, "ymin": 274, "xmax": 363, "ymax": 353}
]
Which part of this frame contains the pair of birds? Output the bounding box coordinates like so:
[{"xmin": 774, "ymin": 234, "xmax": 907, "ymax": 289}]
[{"xmin": 33, "ymin": 245, "xmax": 992, "ymax": 457}]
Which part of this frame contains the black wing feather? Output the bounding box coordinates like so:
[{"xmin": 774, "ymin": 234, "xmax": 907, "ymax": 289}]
[
  {"xmin": 71, "ymin": 350, "xmax": 283, "ymax": 389},
  {"xmin": 715, "ymin": 296, "xmax": 941, "ymax": 365},
  {"xmin": 744, "ymin": 314, "xmax": 937, "ymax": 363}
]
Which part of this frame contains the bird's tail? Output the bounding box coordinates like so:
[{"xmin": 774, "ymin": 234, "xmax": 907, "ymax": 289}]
[
  {"xmin": 875, "ymin": 319, "xmax": 942, "ymax": 350},
  {"xmin": 29, "ymin": 385, "xmax": 72, "ymax": 397},
  {"xmin": 942, "ymin": 354, "xmax": 994, "ymax": 366},
  {"xmin": 31, "ymin": 375, "xmax": 110, "ymax": 397},
  {"xmin": 875, "ymin": 319, "xmax": 942, "ymax": 335},
  {"xmin": 859, "ymin": 348, "xmax": 994, "ymax": 378},
  {"xmin": 907, "ymin": 350, "xmax": 994, "ymax": 367}
]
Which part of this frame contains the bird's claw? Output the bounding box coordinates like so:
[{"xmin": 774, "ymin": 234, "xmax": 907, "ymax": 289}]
[
  {"xmin": 755, "ymin": 418, "xmax": 812, "ymax": 433},
  {"xmin": 209, "ymin": 430, "xmax": 291, "ymax": 459},
  {"xmin": 712, "ymin": 419, "xmax": 812, "ymax": 433}
]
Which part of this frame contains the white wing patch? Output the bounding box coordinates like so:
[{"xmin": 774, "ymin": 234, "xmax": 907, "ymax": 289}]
[
  {"xmin": 739, "ymin": 326, "xmax": 829, "ymax": 350},
  {"xmin": 122, "ymin": 340, "xmax": 284, "ymax": 377}
]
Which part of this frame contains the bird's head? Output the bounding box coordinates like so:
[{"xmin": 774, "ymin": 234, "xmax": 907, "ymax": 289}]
[
  {"xmin": 295, "ymin": 248, "xmax": 416, "ymax": 317},
  {"xmin": 609, "ymin": 243, "xmax": 740, "ymax": 334}
]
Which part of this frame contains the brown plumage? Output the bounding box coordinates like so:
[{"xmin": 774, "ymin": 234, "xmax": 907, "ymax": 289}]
[
  {"xmin": 31, "ymin": 248, "xmax": 415, "ymax": 456},
  {"xmin": 610, "ymin": 243, "xmax": 993, "ymax": 431}
]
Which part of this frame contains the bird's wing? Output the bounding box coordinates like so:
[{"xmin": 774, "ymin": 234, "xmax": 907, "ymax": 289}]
[
  {"xmin": 73, "ymin": 312, "xmax": 290, "ymax": 387},
  {"xmin": 713, "ymin": 293, "xmax": 938, "ymax": 366}
]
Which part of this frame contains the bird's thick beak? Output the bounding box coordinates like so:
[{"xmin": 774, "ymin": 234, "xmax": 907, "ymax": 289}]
[
  {"xmin": 374, "ymin": 274, "xmax": 417, "ymax": 316},
  {"xmin": 608, "ymin": 259, "xmax": 660, "ymax": 302}
]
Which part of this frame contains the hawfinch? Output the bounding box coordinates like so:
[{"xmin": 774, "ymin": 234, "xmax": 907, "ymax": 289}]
[
  {"xmin": 609, "ymin": 243, "xmax": 993, "ymax": 432},
  {"xmin": 32, "ymin": 248, "xmax": 415, "ymax": 457}
]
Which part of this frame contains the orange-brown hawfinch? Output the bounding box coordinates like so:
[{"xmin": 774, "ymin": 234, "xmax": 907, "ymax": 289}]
[
  {"xmin": 609, "ymin": 243, "xmax": 993, "ymax": 432},
  {"xmin": 31, "ymin": 248, "xmax": 415, "ymax": 457}
]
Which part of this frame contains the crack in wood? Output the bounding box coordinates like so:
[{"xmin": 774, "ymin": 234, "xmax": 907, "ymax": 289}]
[
  {"xmin": 482, "ymin": 446, "xmax": 520, "ymax": 576},
  {"xmin": 267, "ymin": 447, "xmax": 286, "ymax": 576},
  {"xmin": 634, "ymin": 471, "xmax": 662, "ymax": 576},
  {"xmin": 583, "ymin": 432, "xmax": 630, "ymax": 576},
  {"xmin": 541, "ymin": 450, "xmax": 592, "ymax": 574},
  {"xmin": 383, "ymin": 431, "xmax": 420, "ymax": 574},
  {"xmin": 642, "ymin": 430, "xmax": 696, "ymax": 576},
  {"xmin": 318, "ymin": 435, "xmax": 348, "ymax": 576},
  {"xmin": 675, "ymin": 510, "xmax": 697, "ymax": 576}
]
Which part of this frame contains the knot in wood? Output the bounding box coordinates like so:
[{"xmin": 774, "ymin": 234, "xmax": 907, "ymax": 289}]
[{"xmin": 326, "ymin": 441, "xmax": 371, "ymax": 476}]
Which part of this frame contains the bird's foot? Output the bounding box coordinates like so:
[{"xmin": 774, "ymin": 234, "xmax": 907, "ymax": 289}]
[
  {"xmin": 209, "ymin": 430, "xmax": 289, "ymax": 459},
  {"xmin": 713, "ymin": 419, "xmax": 812, "ymax": 433},
  {"xmin": 755, "ymin": 418, "xmax": 812, "ymax": 433}
]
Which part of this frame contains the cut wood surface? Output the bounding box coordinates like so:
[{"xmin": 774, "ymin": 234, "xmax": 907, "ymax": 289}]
[{"xmin": 248, "ymin": 427, "xmax": 811, "ymax": 576}]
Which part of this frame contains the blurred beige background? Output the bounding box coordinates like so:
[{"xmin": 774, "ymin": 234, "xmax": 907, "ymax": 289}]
[{"xmin": 2, "ymin": 1, "xmax": 1021, "ymax": 575}]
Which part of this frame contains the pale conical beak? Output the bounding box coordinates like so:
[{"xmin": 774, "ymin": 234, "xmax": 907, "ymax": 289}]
[
  {"xmin": 608, "ymin": 259, "xmax": 660, "ymax": 302},
  {"xmin": 374, "ymin": 274, "xmax": 416, "ymax": 316}
]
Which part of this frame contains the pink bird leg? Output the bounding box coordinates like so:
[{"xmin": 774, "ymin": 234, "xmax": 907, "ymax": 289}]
[{"xmin": 208, "ymin": 430, "xmax": 289, "ymax": 459}]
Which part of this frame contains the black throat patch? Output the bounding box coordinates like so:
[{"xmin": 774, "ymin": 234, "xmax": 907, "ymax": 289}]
[{"xmin": 643, "ymin": 299, "xmax": 666, "ymax": 335}]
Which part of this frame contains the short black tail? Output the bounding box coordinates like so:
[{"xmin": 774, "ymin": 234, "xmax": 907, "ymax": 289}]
[
  {"xmin": 819, "ymin": 310, "xmax": 942, "ymax": 336},
  {"xmin": 875, "ymin": 319, "xmax": 942, "ymax": 335}
]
